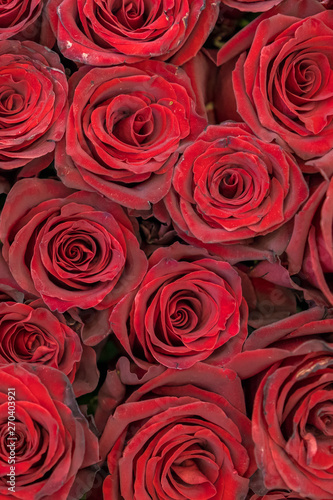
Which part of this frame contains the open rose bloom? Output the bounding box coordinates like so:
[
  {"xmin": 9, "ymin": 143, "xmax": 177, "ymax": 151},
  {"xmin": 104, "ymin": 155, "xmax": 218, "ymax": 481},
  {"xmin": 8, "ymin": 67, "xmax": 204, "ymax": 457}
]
[{"xmin": 1, "ymin": 0, "xmax": 333, "ymax": 498}]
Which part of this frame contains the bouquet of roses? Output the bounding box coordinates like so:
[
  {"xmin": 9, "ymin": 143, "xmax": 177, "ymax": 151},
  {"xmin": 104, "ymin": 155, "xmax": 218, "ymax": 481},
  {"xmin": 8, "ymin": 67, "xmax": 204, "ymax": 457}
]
[{"xmin": 0, "ymin": 0, "xmax": 332, "ymax": 498}]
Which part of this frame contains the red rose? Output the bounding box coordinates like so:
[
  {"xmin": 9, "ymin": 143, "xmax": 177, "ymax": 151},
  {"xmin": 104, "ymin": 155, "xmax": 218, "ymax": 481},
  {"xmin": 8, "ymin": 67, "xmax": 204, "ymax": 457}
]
[
  {"xmin": 163, "ymin": 122, "xmax": 308, "ymax": 263},
  {"xmin": 56, "ymin": 61, "xmax": 206, "ymax": 210},
  {"xmin": 0, "ymin": 301, "xmax": 81, "ymax": 380},
  {"xmin": 0, "ymin": 0, "xmax": 43, "ymax": 40},
  {"xmin": 110, "ymin": 243, "xmax": 248, "ymax": 370},
  {"xmin": 228, "ymin": 308, "xmax": 333, "ymax": 499},
  {"xmin": 216, "ymin": 0, "xmax": 333, "ymax": 172},
  {"xmin": 45, "ymin": 0, "xmax": 220, "ymax": 66},
  {"xmin": 0, "ymin": 40, "xmax": 68, "ymax": 175},
  {"xmin": 99, "ymin": 359, "xmax": 255, "ymax": 500},
  {"xmin": 0, "ymin": 178, "xmax": 147, "ymax": 312},
  {"xmin": 0, "ymin": 363, "xmax": 99, "ymax": 499}
]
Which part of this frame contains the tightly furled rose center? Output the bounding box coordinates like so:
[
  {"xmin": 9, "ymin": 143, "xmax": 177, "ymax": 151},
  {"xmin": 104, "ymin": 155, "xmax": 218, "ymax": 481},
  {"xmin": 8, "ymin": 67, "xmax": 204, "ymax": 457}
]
[{"xmin": 39, "ymin": 218, "xmax": 124, "ymax": 284}]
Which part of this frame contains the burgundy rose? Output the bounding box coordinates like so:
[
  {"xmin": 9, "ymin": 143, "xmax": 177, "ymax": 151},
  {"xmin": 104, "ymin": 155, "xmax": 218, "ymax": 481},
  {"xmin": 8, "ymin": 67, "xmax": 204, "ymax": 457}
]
[
  {"xmin": 0, "ymin": 178, "xmax": 147, "ymax": 312},
  {"xmin": 99, "ymin": 359, "xmax": 255, "ymax": 500},
  {"xmin": 0, "ymin": 363, "xmax": 99, "ymax": 499},
  {"xmin": 0, "ymin": 40, "xmax": 68, "ymax": 175},
  {"xmin": 163, "ymin": 122, "xmax": 308, "ymax": 263},
  {"xmin": 228, "ymin": 307, "xmax": 333, "ymax": 499},
  {"xmin": 110, "ymin": 243, "xmax": 248, "ymax": 370},
  {"xmin": 0, "ymin": 0, "xmax": 43, "ymax": 40},
  {"xmin": 216, "ymin": 0, "xmax": 333, "ymax": 173},
  {"xmin": 45, "ymin": 0, "xmax": 220, "ymax": 66},
  {"xmin": 56, "ymin": 61, "xmax": 206, "ymax": 210}
]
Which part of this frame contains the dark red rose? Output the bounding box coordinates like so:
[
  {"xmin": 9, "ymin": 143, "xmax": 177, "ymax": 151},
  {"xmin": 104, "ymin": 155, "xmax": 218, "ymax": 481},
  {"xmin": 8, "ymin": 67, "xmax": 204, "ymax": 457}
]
[
  {"xmin": 163, "ymin": 122, "xmax": 308, "ymax": 263},
  {"xmin": 55, "ymin": 61, "xmax": 206, "ymax": 210},
  {"xmin": 228, "ymin": 308, "xmax": 333, "ymax": 499},
  {"xmin": 0, "ymin": 363, "xmax": 99, "ymax": 499},
  {"xmin": 0, "ymin": 0, "xmax": 43, "ymax": 40},
  {"xmin": 0, "ymin": 40, "xmax": 68, "ymax": 175},
  {"xmin": 0, "ymin": 178, "xmax": 147, "ymax": 313},
  {"xmin": 99, "ymin": 359, "xmax": 255, "ymax": 500},
  {"xmin": 221, "ymin": 0, "xmax": 283, "ymax": 12},
  {"xmin": 216, "ymin": 0, "xmax": 333, "ymax": 174},
  {"xmin": 110, "ymin": 243, "xmax": 248, "ymax": 370},
  {"xmin": 45, "ymin": 0, "xmax": 220, "ymax": 66}
]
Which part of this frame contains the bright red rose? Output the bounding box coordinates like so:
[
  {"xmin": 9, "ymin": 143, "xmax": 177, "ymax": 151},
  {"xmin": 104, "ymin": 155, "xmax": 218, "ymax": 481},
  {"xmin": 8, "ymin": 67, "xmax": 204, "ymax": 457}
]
[
  {"xmin": 45, "ymin": 0, "xmax": 220, "ymax": 66},
  {"xmin": 56, "ymin": 61, "xmax": 206, "ymax": 210},
  {"xmin": 228, "ymin": 307, "xmax": 333, "ymax": 499},
  {"xmin": 0, "ymin": 178, "xmax": 147, "ymax": 313},
  {"xmin": 99, "ymin": 359, "xmax": 255, "ymax": 500},
  {"xmin": 216, "ymin": 0, "xmax": 333, "ymax": 174},
  {"xmin": 0, "ymin": 40, "xmax": 68, "ymax": 175},
  {"xmin": 110, "ymin": 243, "xmax": 248, "ymax": 370},
  {"xmin": 0, "ymin": 363, "xmax": 99, "ymax": 499},
  {"xmin": 163, "ymin": 122, "xmax": 308, "ymax": 263}
]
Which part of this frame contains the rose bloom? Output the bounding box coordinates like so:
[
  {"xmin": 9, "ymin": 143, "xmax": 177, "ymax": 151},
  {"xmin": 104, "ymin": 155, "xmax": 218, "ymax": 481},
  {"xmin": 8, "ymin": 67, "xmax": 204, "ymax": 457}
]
[
  {"xmin": 163, "ymin": 122, "xmax": 308, "ymax": 263},
  {"xmin": 0, "ymin": 40, "xmax": 68, "ymax": 175},
  {"xmin": 45, "ymin": 0, "xmax": 219, "ymax": 66},
  {"xmin": 228, "ymin": 307, "xmax": 333, "ymax": 499},
  {"xmin": 99, "ymin": 360, "xmax": 255, "ymax": 500},
  {"xmin": 0, "ymin": 0, "xmax": 43, "ymax": 40},
  {"xmin": 0, "ymin": 301, "xmax": 81, "ymax": 380},
  {"xmin": 110, "ymin": 243, "xmax": 248, "ymax": 370},
  {"xmin": 0, "ymin": 363, "xmax": 99, "ymax": 499},
  {"xmin": 216, "ymin": 0, "xmax": 333, "ymax": 173},
  {"xmin": 0, "ymin": 178, "xmax": 147, "ymax": 313},
  {"xmin": 56, "ymin": 61, "xmax": 206, "ymax": 210}
]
